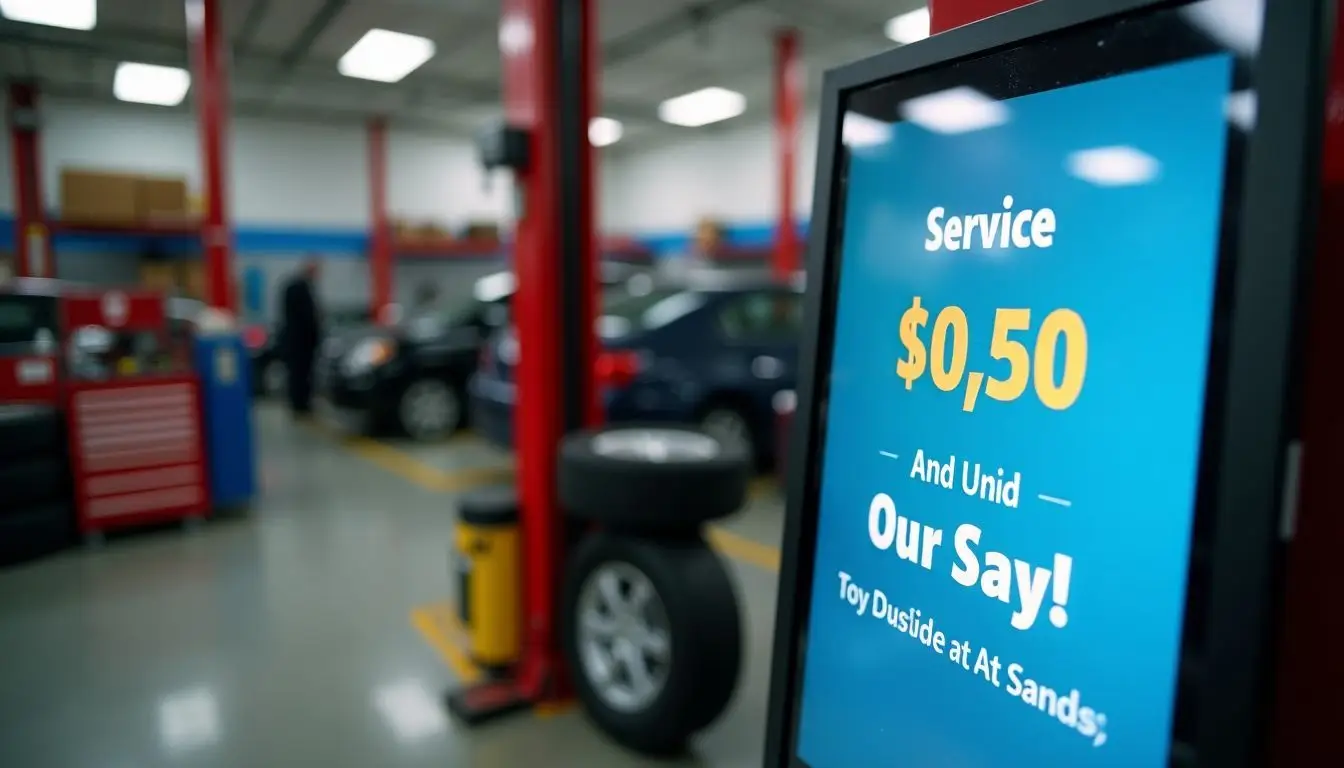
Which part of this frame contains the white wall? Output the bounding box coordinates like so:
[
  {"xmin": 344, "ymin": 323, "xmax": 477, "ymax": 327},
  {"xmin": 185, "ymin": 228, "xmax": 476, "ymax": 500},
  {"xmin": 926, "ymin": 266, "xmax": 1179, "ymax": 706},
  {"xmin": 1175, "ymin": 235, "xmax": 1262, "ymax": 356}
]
[
  {"xmin": 602, "ymin": 109, "xmax": 820, "ymax": 234},
  {"xmin": 34, "ymin": 99, "xmax": 507, "ymax": 231}
]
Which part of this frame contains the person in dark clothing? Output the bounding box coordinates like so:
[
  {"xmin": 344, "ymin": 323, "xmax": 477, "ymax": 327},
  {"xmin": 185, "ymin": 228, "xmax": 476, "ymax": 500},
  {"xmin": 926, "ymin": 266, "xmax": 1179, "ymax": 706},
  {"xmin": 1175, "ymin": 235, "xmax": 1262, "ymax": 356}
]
[{"xmin": 280, "ymin": 259, "xmax": 323, "ymax": 416}]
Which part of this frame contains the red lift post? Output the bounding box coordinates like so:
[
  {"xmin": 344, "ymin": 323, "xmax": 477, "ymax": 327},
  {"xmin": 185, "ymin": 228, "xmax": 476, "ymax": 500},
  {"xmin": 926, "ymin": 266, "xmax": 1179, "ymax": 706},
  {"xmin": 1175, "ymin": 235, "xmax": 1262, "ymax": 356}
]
[
  {"xmin": 367, "ymin": 118, "xmax": 393, "ymax": 323},
  {"xmin": 187, "ymin": 0, "xmax": 235, "ymax": 311},
  {"xmin": 929, "ymin": 0, "xmax": 1036, "ymax": 31},
  {"xmin": 7, "ymin": 82, "xmax": 49, "ymax": 278},
  {"xmin": 773, "ymin": 29, "xmax": 802, "ymax": 280},
  {"xmin": 501, "ymin": 0, "xmax": 599, "ymax": 706}
]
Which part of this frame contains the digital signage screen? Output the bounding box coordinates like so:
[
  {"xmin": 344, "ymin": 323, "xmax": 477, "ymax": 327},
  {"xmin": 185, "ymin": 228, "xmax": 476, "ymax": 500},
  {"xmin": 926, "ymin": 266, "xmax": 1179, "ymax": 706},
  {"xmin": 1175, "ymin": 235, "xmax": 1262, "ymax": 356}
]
[{"xmin": 768, "ymin": 0, "xmax": 1324, "ymax": 766}]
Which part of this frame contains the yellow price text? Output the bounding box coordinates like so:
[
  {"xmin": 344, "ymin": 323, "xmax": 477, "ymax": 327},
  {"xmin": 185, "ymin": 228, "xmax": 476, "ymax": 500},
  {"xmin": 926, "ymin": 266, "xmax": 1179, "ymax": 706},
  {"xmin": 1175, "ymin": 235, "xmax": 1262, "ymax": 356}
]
[{"xmin": 895, "ymin": 297, "xmax": 1088, "ymax": 412}]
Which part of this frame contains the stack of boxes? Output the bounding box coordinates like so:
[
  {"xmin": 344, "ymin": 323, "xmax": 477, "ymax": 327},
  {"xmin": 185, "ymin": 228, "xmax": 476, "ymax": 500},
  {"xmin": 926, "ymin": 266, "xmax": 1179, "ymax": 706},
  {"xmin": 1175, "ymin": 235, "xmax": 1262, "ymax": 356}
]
[
  {"xmin": 59, "ymin": 169, "xmax": 204, "ymax": 298},
  {"xmin": 59, "ymin": 169, "xmax": 193, "ymax": 226}
]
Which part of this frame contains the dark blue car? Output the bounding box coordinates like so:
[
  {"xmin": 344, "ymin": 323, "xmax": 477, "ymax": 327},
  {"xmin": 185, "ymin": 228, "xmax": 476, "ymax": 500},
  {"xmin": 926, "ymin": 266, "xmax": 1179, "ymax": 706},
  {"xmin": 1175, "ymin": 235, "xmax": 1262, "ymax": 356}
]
[{"xmin": 469, "ymin": 274, "xmax": 803, "ymax": 467}]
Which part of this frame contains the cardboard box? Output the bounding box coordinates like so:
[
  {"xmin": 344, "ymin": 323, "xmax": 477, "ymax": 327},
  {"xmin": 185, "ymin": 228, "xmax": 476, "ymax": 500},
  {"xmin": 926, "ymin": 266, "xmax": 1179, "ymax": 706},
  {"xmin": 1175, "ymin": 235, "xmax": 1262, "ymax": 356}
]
[
  {"xmin": 60, "ymin": 169, "xmax": 138, "ymax": 224},
  {"xmin": 137, "ymin": 176, "xmax": 189, "ymax": 220}
]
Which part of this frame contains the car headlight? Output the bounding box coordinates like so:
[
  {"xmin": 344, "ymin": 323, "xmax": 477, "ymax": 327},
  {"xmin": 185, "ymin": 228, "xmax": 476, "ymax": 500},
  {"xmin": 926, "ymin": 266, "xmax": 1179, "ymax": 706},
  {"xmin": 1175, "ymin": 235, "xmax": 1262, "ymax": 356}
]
[{"xmin": 341, "ymin": 337, "xmax": 397, "ymax": 376}]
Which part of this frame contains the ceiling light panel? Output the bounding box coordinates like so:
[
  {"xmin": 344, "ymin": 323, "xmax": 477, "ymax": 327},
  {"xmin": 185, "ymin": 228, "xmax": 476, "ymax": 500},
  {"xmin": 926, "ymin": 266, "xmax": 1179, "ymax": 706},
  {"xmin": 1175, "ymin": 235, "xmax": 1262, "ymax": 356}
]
[
  {"xmin": 339, "ymin": 29, "xmax": 436, "ymax": 83},
  {"xmin": 1067, "ymin": 146, "xmax": 1161, "ymax": 187},
  {"xmin": 900, "ymin": 87, "xmax": 1008, "ymax": 134},
  {"xmin": 658, "ymin": 87, "xmax": 747, "ymax": 128},
  {"xmin": 0, "ymin": 0, "xmax": 96, "ymax": 30},
  {"xmin": 885, "ymin": 7, "xmax": 930, "ymax": 45},
  {"xmin": 114, "ymin": 62, "xmax": 191, "ymax": 106}
]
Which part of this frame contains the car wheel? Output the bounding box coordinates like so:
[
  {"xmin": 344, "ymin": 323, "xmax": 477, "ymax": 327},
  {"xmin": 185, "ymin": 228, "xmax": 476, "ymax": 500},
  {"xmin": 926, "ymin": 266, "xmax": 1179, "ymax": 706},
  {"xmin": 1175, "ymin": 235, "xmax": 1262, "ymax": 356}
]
[
  {"xmin": 563, "ymin": 531, "xmax": 741, "ymax": 756},
  {"xmin": 264, "ymin": 360, "xmax": 288, "ymax": 397},
  {"xmin": 557, "ymin": 424, "xmax": 751, "ymax": 532},
  {"xmin": 398, "ymin": 379, "xmax": 461, "ymax": 441},
  {"xmin": 699, "ymin": 406, "xmax": 756, "ymax": 463}
]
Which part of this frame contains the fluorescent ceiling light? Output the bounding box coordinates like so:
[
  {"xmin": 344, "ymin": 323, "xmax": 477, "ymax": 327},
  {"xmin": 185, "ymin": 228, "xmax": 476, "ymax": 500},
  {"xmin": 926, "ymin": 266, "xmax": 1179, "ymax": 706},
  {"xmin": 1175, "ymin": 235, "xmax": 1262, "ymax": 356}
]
[
  {"xmin": 0, "ymin": 0, "xmax": 96, "ymax": 30},
  {"xmin": 842, "ymin": 112, "xmax": 892, "ymax": 148},
  {"xmin": 339, "ymin": 29, "xmax": 435, "ymax": 83},
  {"xmin": 885, "ymin": 7, "xmax": 930, "ymax": 44},
  {"xmin": 900, "ymin": 87, "xmax": 1007, "ymax": 134},
  {"xmin": 1182, "ymin": 0, "xmax": 1261, "ymax": 56},
  {"xmin": 658, "ymin": 87, "xmax": 746, "ymax": 127},
  {"xmin": 589, "ymin": 117, "xmax": 623, "ymax": 147},
  {"xmin": 114, "ymin": 62, "xmax": 191, "ymax": 106},
  {"xmin": 1067, "ymin": 146, "xmax": 1160, "ymax": 187},
  {"xmin": 1225, "ymin": 90, "xmax": 1256, "ymax": 130}
]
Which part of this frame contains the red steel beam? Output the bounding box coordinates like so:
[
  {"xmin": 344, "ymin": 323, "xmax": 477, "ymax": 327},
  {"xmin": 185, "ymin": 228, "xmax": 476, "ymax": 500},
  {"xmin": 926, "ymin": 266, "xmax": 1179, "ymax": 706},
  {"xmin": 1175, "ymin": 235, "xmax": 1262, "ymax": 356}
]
[
  {"xmin": 929, "ymin": 0, "xmax": 1035, "ymax": 32},
  {"xmin": 188, "ymin": 0, "xmax": 235, "ymax": 310},
  {"xmin": 367, "ymin": 117, "xmax": 393, "ymax": 323},
  {"xmin": 773, "ymin": 29, "xmax": 802, "ymax": 280},
  {"xmin": 7, "ymin": 82, "xmax": 49, "ymax": 278}
]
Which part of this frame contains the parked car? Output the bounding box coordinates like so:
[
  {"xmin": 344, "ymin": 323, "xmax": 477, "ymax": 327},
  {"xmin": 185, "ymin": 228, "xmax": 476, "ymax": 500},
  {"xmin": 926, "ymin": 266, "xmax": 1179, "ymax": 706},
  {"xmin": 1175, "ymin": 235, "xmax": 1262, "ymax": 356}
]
[
  {"xmin": 245, "ymin": 303, "xmax": 372, "ymax": 397},
  {"xmin": 315, "ymin": 266, "xmax": 646, "ymax": 440},
  {"xmin": 470, "ymin": 273, "xmax": 803, "ymax": 467}
]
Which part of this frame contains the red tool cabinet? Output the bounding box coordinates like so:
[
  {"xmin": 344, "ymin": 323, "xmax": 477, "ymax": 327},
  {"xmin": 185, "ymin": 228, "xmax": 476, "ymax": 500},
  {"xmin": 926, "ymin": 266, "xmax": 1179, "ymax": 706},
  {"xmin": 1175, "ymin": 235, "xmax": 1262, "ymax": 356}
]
[{"xmin": 60, "ymin": 291, "xmax": 209, "ymax": 534}]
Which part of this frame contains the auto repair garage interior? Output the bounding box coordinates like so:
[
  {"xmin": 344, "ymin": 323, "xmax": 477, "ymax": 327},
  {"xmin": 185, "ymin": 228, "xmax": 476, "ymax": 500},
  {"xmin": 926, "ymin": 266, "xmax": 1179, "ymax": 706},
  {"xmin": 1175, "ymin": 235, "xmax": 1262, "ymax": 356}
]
[{"xmin": 0, "ymin": 0, "xmax": 933, "ymax": 765}]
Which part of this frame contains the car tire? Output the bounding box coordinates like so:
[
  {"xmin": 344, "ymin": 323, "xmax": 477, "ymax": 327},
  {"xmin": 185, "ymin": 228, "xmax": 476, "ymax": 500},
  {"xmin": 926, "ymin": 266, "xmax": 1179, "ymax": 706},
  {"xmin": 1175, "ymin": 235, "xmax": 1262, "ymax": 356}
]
[
  {"xmin": 0, "ymin": 456, "xmax": 66, "ymax": 513},
  {"xmin": 0, "ymin": 405, "xmax": 62, "ymax": 462},
  {"xmin": 0, "ymin": 502, "xmax": 76, "ymax": 568},
  {"xmin": 562, "ymin": 531, "xmax": 742, "ymax": 756},
  {"xmin": 398, "ymin": 378, "xmax": 462, "ymax": 441},
  {"xmin": 557, "ymin": 424, "xmax": 751, "ymax": 532}
]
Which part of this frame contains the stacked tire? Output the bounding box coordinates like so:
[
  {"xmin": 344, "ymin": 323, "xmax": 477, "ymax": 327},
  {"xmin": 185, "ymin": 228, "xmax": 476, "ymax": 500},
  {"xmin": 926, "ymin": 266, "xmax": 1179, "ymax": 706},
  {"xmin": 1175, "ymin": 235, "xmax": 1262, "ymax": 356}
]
[
  {"xmin": 557, "ymin": 424, "xmax": 751, "ymax": 756},
  {"xmin": 0, "ymin": 405, "xmax": 76, "ymax": 567}
]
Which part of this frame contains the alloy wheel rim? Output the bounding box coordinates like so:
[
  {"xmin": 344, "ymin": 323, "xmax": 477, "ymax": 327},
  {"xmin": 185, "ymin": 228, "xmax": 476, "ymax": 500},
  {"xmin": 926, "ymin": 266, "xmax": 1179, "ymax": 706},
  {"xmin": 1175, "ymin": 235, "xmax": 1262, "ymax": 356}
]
[
  {"xmin": 403, "ymin": 380, "xmax": 457, "ymax": 437},
  {"xmin": 576, "ymin": 562, "xmax": 672, "ymax": 713}
]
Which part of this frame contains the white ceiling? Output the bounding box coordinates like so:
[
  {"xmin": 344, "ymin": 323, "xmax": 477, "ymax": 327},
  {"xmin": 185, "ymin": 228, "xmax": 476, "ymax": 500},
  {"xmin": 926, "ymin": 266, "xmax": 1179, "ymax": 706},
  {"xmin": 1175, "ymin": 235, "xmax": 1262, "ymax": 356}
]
[{"xmin": 0, "ymin": 0, "xmax": 926, "ymax": 147}]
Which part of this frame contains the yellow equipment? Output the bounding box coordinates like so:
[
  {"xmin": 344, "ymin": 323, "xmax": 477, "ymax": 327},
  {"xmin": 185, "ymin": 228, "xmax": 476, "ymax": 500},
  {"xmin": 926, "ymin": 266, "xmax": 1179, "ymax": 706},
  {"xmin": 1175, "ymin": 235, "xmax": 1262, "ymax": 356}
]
[{"xmin": 454, "ymin": 487, "xmax": 520, "ymax": 671}]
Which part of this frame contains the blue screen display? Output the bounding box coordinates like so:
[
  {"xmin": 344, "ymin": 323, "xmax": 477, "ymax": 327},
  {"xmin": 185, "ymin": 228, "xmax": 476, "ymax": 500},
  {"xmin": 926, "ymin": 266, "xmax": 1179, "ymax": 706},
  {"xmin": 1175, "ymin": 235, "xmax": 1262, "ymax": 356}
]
[{"xmin": 797, "ymin": 54, "xmax": 1234, "ymax": 767}]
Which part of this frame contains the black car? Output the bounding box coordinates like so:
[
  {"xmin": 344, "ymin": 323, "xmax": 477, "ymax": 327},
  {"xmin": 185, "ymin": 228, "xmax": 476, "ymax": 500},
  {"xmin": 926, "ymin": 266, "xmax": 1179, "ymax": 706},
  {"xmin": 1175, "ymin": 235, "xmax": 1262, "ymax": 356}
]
[
  {"xmin": 318, "ymin": 265, "xmax": 643, "ymax": 440},
  {"xmin": 471, "ymin": 270, "xmax": 804, "ymax": 467}
]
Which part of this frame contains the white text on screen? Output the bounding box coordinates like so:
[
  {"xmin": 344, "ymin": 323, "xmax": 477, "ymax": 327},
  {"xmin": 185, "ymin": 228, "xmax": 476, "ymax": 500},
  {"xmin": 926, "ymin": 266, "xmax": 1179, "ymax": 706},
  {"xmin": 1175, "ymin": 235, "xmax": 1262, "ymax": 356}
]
[{"xmin": 926, "ymin": 196, "xmax": 1056, "ymax": 252}]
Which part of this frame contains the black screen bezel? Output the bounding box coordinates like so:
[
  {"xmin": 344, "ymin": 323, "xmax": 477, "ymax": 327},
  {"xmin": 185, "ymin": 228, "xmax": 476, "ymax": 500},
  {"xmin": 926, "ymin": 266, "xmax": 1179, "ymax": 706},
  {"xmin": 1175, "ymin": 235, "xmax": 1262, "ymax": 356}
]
[{"xmin": 763, "ymin": 1, "xmax": 1330, "ymax": 766}]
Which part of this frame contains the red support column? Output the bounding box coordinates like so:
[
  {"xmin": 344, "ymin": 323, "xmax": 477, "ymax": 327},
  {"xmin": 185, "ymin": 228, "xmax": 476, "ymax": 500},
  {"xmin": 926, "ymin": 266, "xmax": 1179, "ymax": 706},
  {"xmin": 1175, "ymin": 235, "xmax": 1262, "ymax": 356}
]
[
  {"xmin": 367, "ymin": 118, "xmax": 393, "ymax": 323},
  {"xmin": 929, "ymin": 0, "xmax": 1034, "ymax": 33},
  {"xmin": 188, "ymin": 0, "xmax": 235, "ymax": 310},
  {"xmin": 7, "ymin": 82, "xmax": 49, "ymax": 278},
  {"xmin": 500, "ymin": 0, "xmax": 598, "ymax": 703},
  {"xmin": 773, "ymin": 29, "xmax": 802, "ymax": 281}
]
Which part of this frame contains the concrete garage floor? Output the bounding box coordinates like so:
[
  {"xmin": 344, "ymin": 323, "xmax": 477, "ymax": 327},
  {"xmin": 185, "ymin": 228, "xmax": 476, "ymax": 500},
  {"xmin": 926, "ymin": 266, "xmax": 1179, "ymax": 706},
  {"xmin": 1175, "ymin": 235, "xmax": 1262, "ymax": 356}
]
[{"xmin": 0, "ymin": 404, "xmax": 785, "ymax": 768}]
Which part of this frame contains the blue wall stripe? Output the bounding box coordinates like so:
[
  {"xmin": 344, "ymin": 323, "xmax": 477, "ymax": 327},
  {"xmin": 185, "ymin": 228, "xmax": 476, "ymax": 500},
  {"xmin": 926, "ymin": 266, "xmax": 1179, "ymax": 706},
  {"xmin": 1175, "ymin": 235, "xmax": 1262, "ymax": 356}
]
[{"xmin": 0, "ymin": 214, "xmax": 809, "ymax": 260}]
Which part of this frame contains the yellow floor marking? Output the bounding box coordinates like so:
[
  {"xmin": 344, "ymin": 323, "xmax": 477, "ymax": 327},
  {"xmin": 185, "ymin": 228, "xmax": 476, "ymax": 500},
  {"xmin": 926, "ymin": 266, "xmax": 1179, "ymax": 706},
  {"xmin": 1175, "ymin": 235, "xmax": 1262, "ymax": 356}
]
[
  {"xmin": 409, "ymin": 601, "xmax": 482, "ymax": 685},
  {"xmin": 342, "ymin": 436, "xmax": 514, "ymax": 493},
  {"xmin": 534, "ymin": 700, "xmax": 577, "ymax": 719},
  {"xmin": 705, "ymin": 525, "xmax": 782, "ymax": 572}
]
